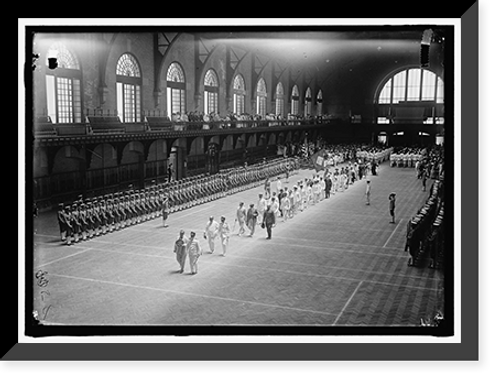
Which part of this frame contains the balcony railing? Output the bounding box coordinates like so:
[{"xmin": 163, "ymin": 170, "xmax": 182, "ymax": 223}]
[{"xmin": 33, "ymin": 112, "xmax": 338, "ymax": 138}]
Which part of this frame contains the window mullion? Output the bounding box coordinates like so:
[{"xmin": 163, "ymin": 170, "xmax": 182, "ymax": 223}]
[
  {"xmin": 434, "ymin": 73, "xmax": 438, "ymax": 102},
  {"xmin": 419, "ymin": 69, "xmax": 424, "ymax": 101},
  {"xmin": 389, "ymin": 78, "xmax": 393, "ymax": 105},
  {"xmin": 54, "ymin": 76, "xmax": 59, "ymax": 123},
  {"xmin": 404, "ymin": 69, "xmax": 409, "ymax": 102}
]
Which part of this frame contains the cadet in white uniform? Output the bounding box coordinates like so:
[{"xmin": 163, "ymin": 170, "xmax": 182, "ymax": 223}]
[
  {"xmin": 218, "ymin": 216, "xmax": 231, "ymax": 256},
  {"xmin": 186, "ymin": 231, "xmax": 202, "ymax": 275},
  {"xmin": 173, "ymin": 230, "xmax": 188, "ymax": 273},
  {"xmin": 204, "ymin": 216, "xmax": 219, "ymax": 254},
  {"xmin": 235, "ymin": 202, "xmax": 247, "ymax": 236}
]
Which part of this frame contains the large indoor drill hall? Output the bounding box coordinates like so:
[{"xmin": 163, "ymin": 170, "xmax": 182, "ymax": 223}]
[{"xmin": 29, "ymin": 26, "xmax": 450, "ymax": 331}]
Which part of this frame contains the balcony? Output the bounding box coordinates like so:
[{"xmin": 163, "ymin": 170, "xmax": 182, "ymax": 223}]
[{"xmin": 33, "ymin": 111, "xmax": 335, "ymax": 145}]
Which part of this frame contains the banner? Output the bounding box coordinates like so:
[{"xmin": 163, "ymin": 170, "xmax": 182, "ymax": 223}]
[{"xmin": 310, "ymin": 149, "xmax": 327, "ymax": 171}]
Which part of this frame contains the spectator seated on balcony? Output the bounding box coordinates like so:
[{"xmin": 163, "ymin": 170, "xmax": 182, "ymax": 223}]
[
  {"xmin": 172, "ymin": 112, "xmax": 183, "ymax": 131},
  {"xmin": 202, "ymin": 113, "xmax": 211, "ymax": 130},
  {"xmin": 265, "ymin": 113, "xmax": 277, "ymax": 127}
]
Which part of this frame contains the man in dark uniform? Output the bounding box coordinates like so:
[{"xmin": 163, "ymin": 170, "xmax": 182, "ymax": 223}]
[
  {"xmin": 262, "ymin": 204, "xmax": 276, "ymax": 240},
  {"xmin": 371, "ymin": 160, "xmax": 378, "ymax": 176},
  {"xmin": 388, "ymin": 192, "xmax": 396, "ymax": 224},
  {"xmin": 324, "ymin": 174, "xmax": 332, "ymax": 199},
  {"xmin": 167, "ymin": 164, "xmax": 173, "ymax": 183}
]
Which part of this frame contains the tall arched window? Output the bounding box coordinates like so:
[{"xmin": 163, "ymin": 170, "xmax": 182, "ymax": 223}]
[
  {"xmin": 166, "ymin": 62, "xmax": 186, "ymax": 118},
  {"xmin": 377, "ymin": 68, "xmax": 444, "ymax": 105},
  {"xmin": 291, "ymin": 85, "xmax": 299, "ymax": 115},
  {"xmin": 233, "ymin": 74, "xmax": 246, "ymax": 115},
  {"xmin": 45, "ymin": 42, "xmax": 82, "ymax": 123},
  {"xmin": 116, "ymin": 53, "xmax": 142, "ymax": 123},
  {"xmin": 377, "ymin": 67, "xmax": 444, "ymax": 124},
  {"xmin": 275, "ymin": 82, "xmax": 284, "ymax": 117},
  {"xmin": 256, "ymin": 78, "xmax": 267, "ymax": 117},
  {"xmin": 304, "ymin": 87, "xmax": 312, "ymax": 116},
  {"xmin": 203, "ymin": 69, "xmax": 219, "ymax": 115},
  {"xmin": 316, "ymin": 89, "xmax": 323, "ymax": 116}
]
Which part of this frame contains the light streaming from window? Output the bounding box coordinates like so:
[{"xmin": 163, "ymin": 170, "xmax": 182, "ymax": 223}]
[
  {"xmin": 276, "ymin": 82, "xmax": 284, "ymax": 116},
  {"xmin": 291, "ymin": 85, "xmax": 299, "ymax": 115},
  {"xmin": 233, "ymin": 74, "xmax": 246, "ymax": 114},
  {"xmin": 116, "ymin": 54, "xmax": 142, "ymax": 122},
  {"xmin": 256, "ymin": 78, "xmax": 267, "ymax": 116}
]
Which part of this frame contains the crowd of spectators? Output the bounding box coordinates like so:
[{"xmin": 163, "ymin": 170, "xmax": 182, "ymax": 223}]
[{"xmin": 149, "ymin": 111, "xmax": 335, "ymax": 131}]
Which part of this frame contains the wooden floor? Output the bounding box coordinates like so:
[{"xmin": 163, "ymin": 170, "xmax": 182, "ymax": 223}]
[{"xmin": 32, "ymin": 162, "xmax": 444, "ymax": 327}]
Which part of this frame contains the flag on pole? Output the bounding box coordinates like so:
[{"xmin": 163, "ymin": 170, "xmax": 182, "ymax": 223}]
[{"xmin": 310, "ymin": 149, "xmax": 327, "ymax": 171}]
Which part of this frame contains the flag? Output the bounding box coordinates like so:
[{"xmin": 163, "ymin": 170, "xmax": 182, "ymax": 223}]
[{"xmin": 310, "ymin": 149, "xmax": 327, "ymax": 171}]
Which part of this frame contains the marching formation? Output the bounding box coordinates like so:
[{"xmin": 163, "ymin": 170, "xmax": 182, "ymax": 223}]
[
  {"xmin": 54, "ymin": 141, "xmax": 442, "ymax": 276},
  {"xmin": 165, "ymin": 144, "xmax": 394, "ymax": 275},
  {"xmin": 56, "ymin": 157, "xmax": 300, "ymax": 246}
]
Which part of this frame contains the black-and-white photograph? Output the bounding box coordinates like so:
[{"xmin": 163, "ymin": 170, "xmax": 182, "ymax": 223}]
[{"xmin": 25, "ymin": 21, "xmax": 454, "ymax": 336}]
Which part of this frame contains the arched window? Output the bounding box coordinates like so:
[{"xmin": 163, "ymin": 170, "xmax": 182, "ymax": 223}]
[
  {"xmin": 275, "ymin": 82, "xmax": 284, "ymax": 117},
  {"xmin": 256, "ymin": 78, "xmax": 267, "ymax": 117},
  {"xmin": 316, "ymin": 89, "xmax": 323, "ymax": 116},
  {"xmin": 377, "ymin": 68, "xmax": 444, "ymax": 105},
  {"xmin": 233, "ymin": 74, "xmax": 246, "ymax": 115},
  {"xmin": 291, "ymin": 85, "xmax": 299, "ymax": 115},
  {"xmin": 203, "ymin": 69, "xmax": 219, "ymax": 115},
  {"xmin": 166, "ymin": 62, "xmax": 186, "ymax": 118},
  {"xmin": 45, "ymin": 42, "xmax": 82, "ymax": 123},
  {"xmin": 116, "ymin": 53, "xmax": 142, "ymax": 123},
  {"xmin": 304, "ymin": 87, "xmax": 312, "ymax": 116}
]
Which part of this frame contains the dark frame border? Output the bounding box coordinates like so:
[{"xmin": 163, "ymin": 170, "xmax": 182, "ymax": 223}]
[{"xmin": 7, "ymin": 11, "xmax": 479, "ymax": 360}]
